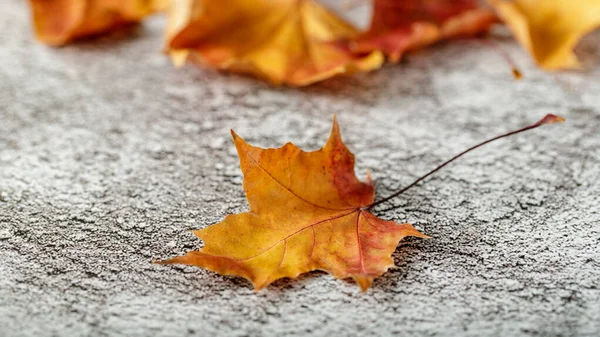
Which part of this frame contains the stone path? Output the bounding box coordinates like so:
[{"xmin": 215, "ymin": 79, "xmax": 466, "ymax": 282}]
[{"xmin": 1, "ymin": 2, "xmax": 599, "ymax": 336}]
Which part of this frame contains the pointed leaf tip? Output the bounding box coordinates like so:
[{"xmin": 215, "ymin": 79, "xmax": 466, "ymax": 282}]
[
  {"xmin": 328, "ymin": 115, "xmax": 342, "ymax": 143},
  {"xmin": 153, "ymin": 258, "xmax": 170, "ymax": 265},
  {"xmin": 229, "ymin": 129, "xmax": 250, "ymax": 162},
  {"xmin": 332, "ymin": 114, "xmax": 339, "ymax": 130},
  {"xmin": 353, "ymin": 275, "xmax": 373, "ymax": 292}
]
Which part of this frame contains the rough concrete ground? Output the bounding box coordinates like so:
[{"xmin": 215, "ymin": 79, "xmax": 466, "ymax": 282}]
[{"xmin": 1, "ymin": 1, "xmax": 599, "ymax": 336}]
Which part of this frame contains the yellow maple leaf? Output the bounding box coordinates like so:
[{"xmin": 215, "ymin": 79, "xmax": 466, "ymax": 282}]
[
  {"xmin": 29, "ymin": 0, "xmax": 167, "ymax": 46},
  {"xmin": 490, "ymin": 0, "xmax": 600, "ymax": 70},
  {"xmin": 165, "ymin": 0, "xmax": 384, "ymax": 86},
  {"xmin": 158, "ymin": 117, "xmax": 428, "ymax": 291}
]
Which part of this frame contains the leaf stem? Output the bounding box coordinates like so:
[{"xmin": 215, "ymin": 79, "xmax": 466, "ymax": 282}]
[
  {"xmin": 366, "ymin": 114, "xmax": 565, "ymax": 210},
  {"xmin": 478, "ymin": 38, "xmax": 522, "ymax": 79}
]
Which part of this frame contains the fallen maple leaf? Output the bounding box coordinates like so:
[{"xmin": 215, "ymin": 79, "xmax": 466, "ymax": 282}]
[
  {"xmin": 158, "ymin": 117, "xmax": 428, "ymax": 291},
  {"xmin": 158, "ymin": 114, "xmax": 564, "ymax": 291},
  {"xmin": 29, "ymin": 0, "xmax": 167, "ymax": 46},
  {"xmin": 165, "ymin": 0, "xmax": 383, "ymax": 86},
  {"xmin": 490, "ymin": 0, "xmax": 600, "ymax": 70},
  {"xmin": 350, "ymin": 0, "xmax": 498, "ymax": 62}
]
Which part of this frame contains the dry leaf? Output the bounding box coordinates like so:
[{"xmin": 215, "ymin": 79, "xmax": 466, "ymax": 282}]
[
  {"xmin": 490, "ymin": 0, "xmax": 600, "ymax": 70},
  {"xmin": 351, "ymin": 0, "xmax": 498, "ymax": 62},
  {"xmin": 159, "ymin": 117, "xmax": 428, "ymax": 291},
  {"xmin": 165, "ymin": 0, "xmax": 383, "ymax": 86},
  {"xmin": 29, "ymin": 0, "xmax": 167, "ymax": 46}
]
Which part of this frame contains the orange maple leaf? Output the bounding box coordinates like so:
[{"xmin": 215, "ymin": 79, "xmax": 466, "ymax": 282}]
[
  {"xmin": 158, "ymin": 117, "xmax": 428, "ymax": 291},
  {"xmin": 29, "ymin": 0, "xmax": 167, "ymax": 46},
  {"xmin": 165, "ymin": 0, "xmax": 383, "ymax": 86},
  {"xmin": 490, "ymin": 0, "xmax": 600, "ymax": 70},
  {"xmin": 350, "ymin": 0, "xmax": 498, "ymax": 62}
]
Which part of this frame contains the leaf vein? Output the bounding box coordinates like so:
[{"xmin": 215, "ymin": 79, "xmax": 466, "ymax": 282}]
[
  {"xmin": 235, "ymin": 210, "xmax": 357, "ymax": 262},
  {"xmin": 241, "ymin": 145, "xmax": 353, "ymax": 211}
]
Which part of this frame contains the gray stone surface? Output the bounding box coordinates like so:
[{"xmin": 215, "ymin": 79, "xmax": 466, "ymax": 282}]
[{"xmin": 1, "ymin": 1, "xmax": 599, "ymax": 336}]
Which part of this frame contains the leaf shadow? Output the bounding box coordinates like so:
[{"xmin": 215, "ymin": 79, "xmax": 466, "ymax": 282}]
[
  {"xmin": 268, "ymin": 270, "xmax": 330, "ymax": 291},
  {"xmin": 186, "ymin": 67, "xmax": 392, "ymax": 109},
  {"xmin": 574, "ymin": 31, "xmax": 600, "ymax": 69},
  {"xmin": 293, "ymin": 71, "xmax": 389, "ymax": 105},
  {"xmin": 370, "ymin": 238, "xmax": 430, "ymax": 291},
  {"xmin": 56, "ymin": 23, "xmax": 147, "ymax": 50}
]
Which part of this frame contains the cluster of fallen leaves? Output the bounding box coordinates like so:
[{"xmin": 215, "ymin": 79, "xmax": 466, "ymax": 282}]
[
  {"xmin": 29, "ymin": 0, "xmax": 600, "ymax": 86},
  {"xmin": 27, "ymin": 2, "xmax": 572, "ymax": 291}
]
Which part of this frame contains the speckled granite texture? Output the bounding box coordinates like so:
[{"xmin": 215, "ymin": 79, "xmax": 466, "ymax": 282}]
[{"xmin": 1, "ymin": 1, "xmax": 599, "ymax": 336}]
